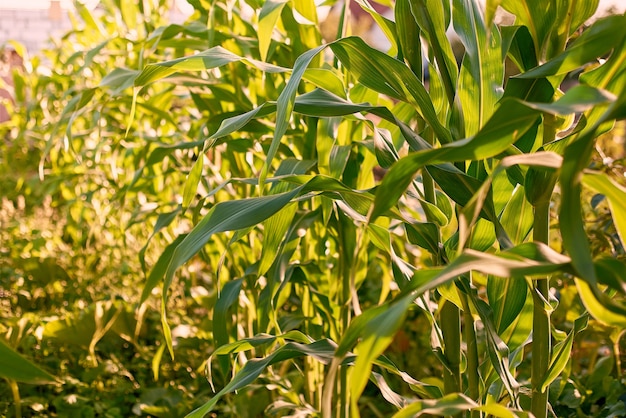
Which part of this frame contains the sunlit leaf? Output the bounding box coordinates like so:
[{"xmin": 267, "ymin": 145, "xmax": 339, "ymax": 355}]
[
  {"xmin": 370, "ymin": 98, "xmax": 540, "ymax": 220},
  {"xmin": 518, "ymin": 15, "xmax": 626, "ymax": 79},
  {"xmin": 258, "ymin": 0, "xmax": 289, "ymax": 62},
  {"xmin": 582, "ymin": 172, "xmax": 626, "ymax": 248},
  {"xmin": 391, "ymin": 393, "xmax": 477, "ymax": 417},
  {"xmin": 540, "ymin": 314, "xmax": 588, "ymax": 392}
]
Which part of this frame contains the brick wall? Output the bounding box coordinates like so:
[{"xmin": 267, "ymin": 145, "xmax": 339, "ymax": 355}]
[
  {"xmin": 0, "ymin": 1, "xmax": 72, "ymax": 53},
  {"xmin": 0, "ymin": 1, "xmax": 189, "ymax": 54}
]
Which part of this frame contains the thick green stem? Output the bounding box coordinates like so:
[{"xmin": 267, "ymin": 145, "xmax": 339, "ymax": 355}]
[
  {"xmin": 531, "ymin": 201, "xmax": 551, "ymax": 418},
  {"xmin": 441, "ymin": 300, "xmax": 462, "ymax": 395},
  {"xmin": 531, "ymin": 114, "xmax": 557, "ymax": 418}
]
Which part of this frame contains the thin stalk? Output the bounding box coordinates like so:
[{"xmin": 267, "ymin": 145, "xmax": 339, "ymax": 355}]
[
  {"xmin": 302, "ymin": 286, "xmax": 316, "ymax": 407},
  {"xmin": 9, "ymin": 379, "xmax": 21, "ymax": 418},
  {"xmin": 338, "ymin": 266, "xmax": 351, "ymax": 418},
  {"xmin": 531, "ymin": 201, "xmax": 551, "ymax": 418},
  {"xmin": 459, "ymin": 288, "xmax": 480, "ymax": 411},
  {"xmin": 531, "ymin": 114, "xmax": 557, "ymax": 418},
  {"xmin": 336, "ymin": 210, "xmax": 355, "ymax": 418},
  {"xmin": 335, "ymin": 0, "xmax": 351, "ymax": 41},
  {"xmin": 613, "ymin": 330, "xmax": 625, "ymax": 379}
]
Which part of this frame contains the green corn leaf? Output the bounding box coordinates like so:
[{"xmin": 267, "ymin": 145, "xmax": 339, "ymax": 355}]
[
  {"xmin": 435, "ymin": 190, "xmax": 453, "ymax": 222},
  {"xmin": 138, "ymin": 207, "xmax": 182, "ymax": 275},
  {"xmin": 370, "ymin": 372, "xmax": 412, "ymax": 409},
  {"xmin": 518, "ymin": 15, "xmax": 626, "ymax": 79},
  {"xmin": 328, "ymin": 37, "xmax": 452, "ymax": 143},
  {"xmin": 475, "ymin": 403, "xmax": 531, "ymax": 418},
  {"xmin": 151, "ymin": 342, "xmax": 166, "ymax": 381},
  {"xmin": 468, "ymin": 218, "xmax": 497, "ymax": 251},
  {"xmin": 501, "ymin": 25, "xmax": 538, "ymax": 72},
  {"xmin": 119, "ymin": 0, "xmax": 137, "ymax": 31},
  {"xmin": 593, "ymin": 257, "xmax": 626, "ymax": 294},
  {"xmin": 294, "ymin": 89, "xmax": 374, "ymax": 116},
  {"xmin": 453, "ymin": 0, "xmax": 503, "ymax": 135},
  {"xmin": 391, "ymin": 393, "xmax": 477, "ymax": 417},
  {"xmin": 75, "ymin": 1, "xmax": 105, "ymax": 37},
  {"xmin": 187, "ymin": 340, "xmax": 337, "ymax": 417},
  {"xmin": 214, "ymin": 278, "xmax": 244, "ymax": 375},
  {"xmin": 258, "ymin": 159, "xmax": 316, "ymax": 277},
  {"xmin": 582, "ymin": 172, "xmax": 626, "ymax": 248},
  {"xmin": 354, "ymin": 0, "xmax": 399, "ymax": 54},
  {"xmin": 182, "ymin": 153, "xmax": 204, "ymax": 209},
  {"xmin": 140, "ymin": 234, "xmax": 186, "ymax": 305},
  {"xmin": 262, "ymin": 45, "xmax": 326, "ymax": 185},
  {"xmin": 370, "ymin": 98, "xmax": 540, "ymax": 221},
  {"xmin": 418, "ymin": 198, "xmax": 449, "ymax": 227},
  {"xmin": 560, "ymin": 128, "xmax": 599, "ymax": 282},
  {"xmin": 205, "ymin": 102, "xmax": 276, "ymax": 149},
  {"xmin": 134, "ymin": 47, "xmax": 244, "ymax": 86},
  {"xmin": 461, "ymin": 279, "xmax": 521, "ymax": 406},
  {"xmin": 500, "ymin": 0, "xmax": 556, "ymax": 59},
  {"xmin": 408, "ymin": 242, "xmax": 572, "ymax": 297},
  {"xmin": 409, "ymin": 0, "xmax": 458, "ymax": 105},
  {"xmin": 162, "ymin": 189, "xmax": 302, "ymax": 280},
  {"xmin": 258, "ymin": 203, "xmax": 298, "ymax": 275},
  {"xmin": 210, "ymin": 332, "xmax": 314, "ymax": 361},
  {"xmin": 373, "ymin": 127, "xmax": 399, "ymax": 169},
  {"xmin": 299, "ymin": 69, "xmax": 346, "ymax": 99},
  {"xmin": 374, "ymin": 355, "xmax": 443, "ymax": 399},
  {"xmin": 350, "ymin": 296, "xmax": 415, "ymax": 409},
  {"xmin": 485, "ymin": 0, "xmax": 502, "ymax": 31},
  {"xmin": 396, "ymin": 0, "xmax": 423, "ymax": 77},
  {"xmin": 132, "ymin": 46, "xmax": 345, "ymax": 97},
  {"xmin": 488, "ymin": 275, "xmax": 528, "ymax": 335},
  {"xmin": 524, "ymin": 85, "xmax": 616, "ymax": 115},
  {"xmin": 258, "ymin": 0, "xmax": 289, "ymax": 62},
  {"xmin": 0, "ymin": 339, "xmax": 58, "ymax": 385},
  {"xmin": 368, "ymin": 223, "xmax": 415, "ymax": 296},
  {"xmin": 501, "ymin": 296, "xmax": 533, "ymax": 351},
  {"xmin": 500, "ymin": 185, "xmax": 534, "ymax": 245},
  {"xmin": 575, "ymin": 277, "xmax": 626, "ymax": 329},
  {"xmin": 329, "ymin": 145, "xmax": 352, "ymax": 179},
  {"xmin": 457, "ymin": 152, "xmax": 561, "ymax": 252},
  {"xmin": 545, "ymin": 0, "xmax": 599, "ymax": 58},
  {"xmin": 427, "ymin": 164, "xmax": 498, "ymax": 222},
  {"xmin": 405, "ymin": 222, "xmax": 440, "ymax": 254},
  {"xmin": 158, "ymin": 189, "xmax": 303, "ymax": 357},
  {"xmin": 540, "ymin": 314, "xmax": 588, "ymax": 392}
]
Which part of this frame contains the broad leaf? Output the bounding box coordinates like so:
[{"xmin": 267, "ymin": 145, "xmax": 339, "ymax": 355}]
[
  {"xmin": 518, "ymin": 15, "xmax": 626, "ymax": 79},
  {"xmin": 0, "ymin": 339, "xmax": 58, "ymax": 385}
]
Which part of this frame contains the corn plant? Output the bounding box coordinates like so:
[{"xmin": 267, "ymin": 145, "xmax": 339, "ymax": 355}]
[{"xmin": 86, "ymin": 0, "xmax": 626, "ymax": 416}]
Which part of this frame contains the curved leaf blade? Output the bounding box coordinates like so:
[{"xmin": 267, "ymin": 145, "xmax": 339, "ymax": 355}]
[{"xmin": 0, "ymin": 339, "xmax": 58, "ymax": 385}]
